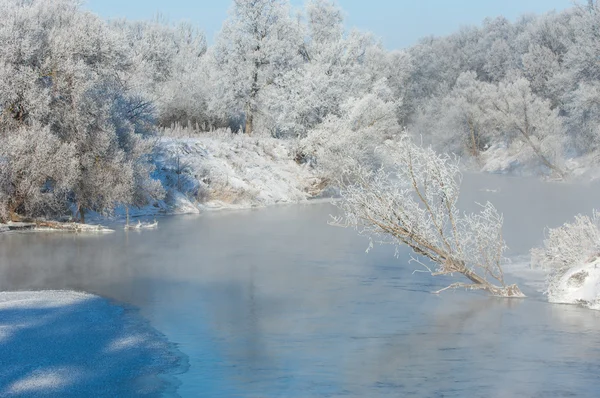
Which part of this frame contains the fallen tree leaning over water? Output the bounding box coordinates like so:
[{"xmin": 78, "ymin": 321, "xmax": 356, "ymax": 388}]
[{"xmin": 332, "ymin": 137, "xmax": 524, "ymax": 298}]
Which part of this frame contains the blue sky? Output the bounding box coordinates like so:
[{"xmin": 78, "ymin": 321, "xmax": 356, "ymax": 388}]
[{"xmin": 85, "ymin": 0, "xmax": 573, "ymax": 49}]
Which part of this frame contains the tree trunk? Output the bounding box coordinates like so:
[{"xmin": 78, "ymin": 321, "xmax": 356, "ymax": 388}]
[
  {"xmin": 245, "ymin": 104, "xmax": 254, "ymax": 136},
  {"xmin": 453, "ymin": 260, "xmax": 524, "ymax": 297},
  {"xmin": 8, "ymin": 199, "xmax": 24, "ymax": 222},
  {"xmin": 467, "ymin": 119, "xmax": 480, "ymax": 160},
  {"xmin": 77, "ymin": 204, "xmax": 85, "ymax": 224},
  {"xmin": 518, "ymin": 126, "xmax": 564, "ymax": 178},
  {"xmin": 245, "ymin": 67, "xmax": 259, "ymax": 136}
]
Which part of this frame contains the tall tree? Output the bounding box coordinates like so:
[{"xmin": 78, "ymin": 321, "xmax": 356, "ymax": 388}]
[
  {"xmin": 489, "ymin": 77, "xmax": 565, "ymax": 176},
  {"xmin": 213, "ymin": 0, "xmax": 302, "ymax": 136}
]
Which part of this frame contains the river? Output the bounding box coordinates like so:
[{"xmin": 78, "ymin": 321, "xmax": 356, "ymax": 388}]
[{"xmin": 1, "ymin": 174, "xmax": 600, "ymax": 397}]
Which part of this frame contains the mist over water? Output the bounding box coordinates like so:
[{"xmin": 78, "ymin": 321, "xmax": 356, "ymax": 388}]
[
  {"xmin": 2, "ymin": 174, "xmax": 600, "ymax": 397},
  {"xmin": 460, "ymin": 173, "xmax": 600, "ymax": 255}
]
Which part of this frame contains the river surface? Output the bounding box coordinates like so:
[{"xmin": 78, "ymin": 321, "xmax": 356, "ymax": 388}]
[{"xmin": 2, "ymin": 174, "xmax": 600, "ymax": 397}]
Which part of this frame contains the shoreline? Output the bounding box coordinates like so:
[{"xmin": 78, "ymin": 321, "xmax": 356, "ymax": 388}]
[{"xmin": 0, "ymin": 196, "xmax": 336, "ymax": 235}]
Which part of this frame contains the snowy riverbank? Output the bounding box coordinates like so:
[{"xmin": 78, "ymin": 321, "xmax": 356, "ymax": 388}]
[
  {"xmin": 1, "ymin": 131, "xmax": 326, "ymax": 229},
  {"xmin": 0, "ymin": 291, "xmax": 185, "ymax": 396},
  {"xmin": 147, "ymin": 130, "xmax": 323, "ymax": 215},
  {"xmin": 0, "ymin": 221, "xmax": 114, "ymax": 234},
  {"xmin": 504, "ymin": 257, "xmax": 600, "ymax": 311}
]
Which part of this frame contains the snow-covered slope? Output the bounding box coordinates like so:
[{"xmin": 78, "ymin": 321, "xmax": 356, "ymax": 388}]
[
  {"xmin": 547, "ymin": 258, "xmax": 600, "ymax": 310},
  {"xmin": 508, "ymin": 256, "xmax": 600, "ymax": 311},
  {"xmin": 151, "ymin": 130, "xmax": 320, "ymax": 214}
]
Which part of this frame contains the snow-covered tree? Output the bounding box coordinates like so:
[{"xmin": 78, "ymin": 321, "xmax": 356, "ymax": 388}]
[
  {"xmin": 550, "ymin": 3, "xmax": 600, "ymax": 154},
  {"xmin": 488, "ymin": 77, "xmax": 565, "ymax": 176},
  {"xmin": 0, "ymin": 0, "xmax": 162, "ymax": 222},
  {"xmin": 271, "ymin": 0, "xmax": 401, "ymax": 137},
  {"xmin": 213, "ymin": 0, "xmax": 303, "ymax": 135},
  {"xmin": 521, "ymin": 43, "xmax": 561, "ymax": 96},
  {"xmin": 112, "ymin": 19, "xmax": 211, "ymax": 128},
  {"xmin": 301, "ymin": 90, "xmax": 401, "ymax": 183},
  {"xmin": 333, "ymin": 136, "xmax": 524, "ymax": 297},
  {"xmin": 413, "ymin": 72, "xmax": 494, "ymax": 159}
]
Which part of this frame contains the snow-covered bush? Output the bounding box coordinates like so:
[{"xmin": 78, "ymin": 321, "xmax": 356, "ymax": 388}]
[
  {"xmin": 300, "ymin": 92, "xmax": 401, "ymax": 184},
  {"xmin": 333, "ymin": 136, "xmax": 524, "ymax": 297},
  {"xmin": 0, "ymin": 126, "xmax": 77, "ymax": 221},
  {"xmin": 531, "ymin": 212, "xmax": 600, "ymax": 308}
]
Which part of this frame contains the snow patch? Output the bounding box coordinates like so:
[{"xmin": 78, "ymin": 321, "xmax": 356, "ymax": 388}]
[
  {"xmin": 6, "ymin": 367, "xmax": 79, "ymax": 395},
  {"xmin": 105, "ymin": 335, "xmax": 147, "ymax": 353},
  {"xmin": 150, "ymin": 130, "xmax": 319, "ymax": 214},
  {"xmin": 0, "ymin": 291, "xmax": 185, "ymax": 396},
  {"xmin": 548, "ymin": 259, "xmax": 600, "ymax": 310},
  {"xmin": 0, "ymin": 290, "xmax": 92, "ymax": 309}
]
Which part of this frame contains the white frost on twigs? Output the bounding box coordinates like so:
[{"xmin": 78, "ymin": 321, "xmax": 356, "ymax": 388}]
[{"xmin": 333, "ymin": 136, "xmax": 524, "ymax": 297}]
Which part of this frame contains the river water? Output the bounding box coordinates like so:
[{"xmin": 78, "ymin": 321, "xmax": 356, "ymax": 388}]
[{"xmin": 1, "ymin": 174, "xmax": 600, "ymax": 397}]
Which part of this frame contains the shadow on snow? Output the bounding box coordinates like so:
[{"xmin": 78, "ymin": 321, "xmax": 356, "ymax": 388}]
[{"xmin": 0, "ymin": 292, "xmax": 187, "ymax": 397}]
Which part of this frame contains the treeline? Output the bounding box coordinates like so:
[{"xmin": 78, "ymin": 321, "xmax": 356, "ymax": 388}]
[
  {"xmin": 0, "ymin": 0, "xmax": 597, "ymax": 222},
  {"xmin": 407, "ymin": 3, "xmax": 600, "ymax": 175}
]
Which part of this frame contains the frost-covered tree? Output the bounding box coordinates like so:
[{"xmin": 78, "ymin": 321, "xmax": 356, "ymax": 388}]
[
  {"xmin": 414, "ymin": 72, "xmax": 494, "ymax": 159},
  {"xmin": 300, "ymin": 90, "xmax": 401, "ymax": 182},
  {"xmin": 550, "ymin": 2, "xmax": 600, "ymax": 154},
  {"xmin": 213, "ymin": 0, "xmax": 303, "ymax": 135},
  {"xmin": 269, "ymin": 0, "xmax": 347, "ymax": 136},
  {"xmin": 0, "ymin": 0, "xmax": 162, "ymax": 222},
  {"xmin": 484, "ymin": 39, "xmax": 517, "ymax": 82},
  {"xmin": 0, "ymin": 126, "xmax": 77, "ymax": 221},
  {"xmin": 521, "ymin": 43, "xmax": 561, "ymax": 96},
  {"xmin": 488, "ymin": 77, "xmax": 565, "ymax": 176},
  {"xmin": 112, "ymin": 19, "xmax": 210, "ymax": 128},
  {"xmin": 271, "ymin": 0, "xmax": 403, "ymax": 137},
  {"xmin": 333, "ymin": 137, "xmax": 524, "ymax": 297}
]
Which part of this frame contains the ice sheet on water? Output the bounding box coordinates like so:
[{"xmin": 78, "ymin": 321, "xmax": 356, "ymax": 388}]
[{"xmin": 0, "ymin": 291, "xmax": 186, "ymax": 396}]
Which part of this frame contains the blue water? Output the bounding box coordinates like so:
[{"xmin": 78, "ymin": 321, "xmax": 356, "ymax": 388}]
[{"xmin": 3, "ymin": 175, "xmax": 600, "ymax": 396}]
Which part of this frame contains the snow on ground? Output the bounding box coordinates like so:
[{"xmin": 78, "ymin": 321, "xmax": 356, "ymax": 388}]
[
  {"xmin": 477, "ymin": 142, "xmax": 560, "ymax": 177},
  {"xmin": 504, "ymin": 255, "xmax": 600, "ymax": 310},
  {"xmin": 563, "ymin": 153, "xmax": 600, "ymax": 182},
  {"xmin": 0, "ymin": 222, "xmax": 114, "ymax": 234},
  {"xmin": 2, "ymin": 130, "xmax": 326, "ymax": 229},
  {"xmin": 150, "ymin": 129, "xmax": 320, "ymax": 214},
  {"xmin": 547, "ymin": 258, "xmax": 600, "ymax": 310},
  {"xmin": 479, "ymin": 144, "xmax": 522, "ymax": 175},
  {"xmin": 0, "ymin": 291, "xmax": 185, "ymax": 397}
]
